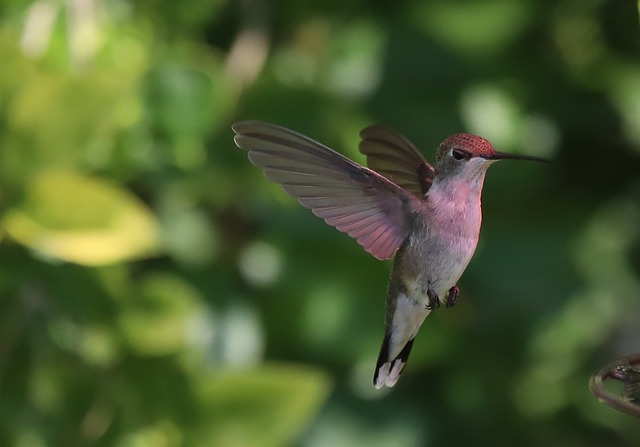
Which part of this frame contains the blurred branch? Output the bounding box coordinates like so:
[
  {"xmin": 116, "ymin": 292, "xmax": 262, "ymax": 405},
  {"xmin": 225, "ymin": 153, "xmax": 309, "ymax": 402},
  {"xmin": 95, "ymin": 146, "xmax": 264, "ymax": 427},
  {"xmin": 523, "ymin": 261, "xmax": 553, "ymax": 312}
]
[
  {"xmin": 224, "ymin": 0, "xmax": 270, "ymax": 88},
  {"xmin": 20, "ymin": 0, "xmax": 59, "ymax": 57}
]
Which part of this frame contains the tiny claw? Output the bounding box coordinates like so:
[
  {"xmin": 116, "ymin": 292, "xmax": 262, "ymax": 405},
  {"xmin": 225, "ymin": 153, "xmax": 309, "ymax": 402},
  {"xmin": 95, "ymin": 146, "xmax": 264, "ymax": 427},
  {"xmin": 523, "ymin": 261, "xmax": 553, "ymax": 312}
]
[
  {"xmin": 446, "ymin": 286, "xmax": 460, "ymax": 309},
  {"xmin": 426, "ymin": 288, "xmax": 440, "ymax": 310}
]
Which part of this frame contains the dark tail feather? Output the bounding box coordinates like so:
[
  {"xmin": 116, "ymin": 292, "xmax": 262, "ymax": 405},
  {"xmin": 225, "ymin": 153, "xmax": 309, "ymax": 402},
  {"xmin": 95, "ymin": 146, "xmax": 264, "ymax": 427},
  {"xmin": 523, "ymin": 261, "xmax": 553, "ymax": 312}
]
[{"xmin": 373, "ymin": 335, "xmax": 415, "ymax": 389}]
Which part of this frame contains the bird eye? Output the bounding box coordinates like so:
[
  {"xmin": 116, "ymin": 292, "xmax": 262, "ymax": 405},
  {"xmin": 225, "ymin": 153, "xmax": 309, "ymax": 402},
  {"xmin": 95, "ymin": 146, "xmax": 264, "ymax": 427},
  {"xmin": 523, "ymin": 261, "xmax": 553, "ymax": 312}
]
[{"xmin": 451, "ymin": 148, "xmax": 469, "ymax": 161}]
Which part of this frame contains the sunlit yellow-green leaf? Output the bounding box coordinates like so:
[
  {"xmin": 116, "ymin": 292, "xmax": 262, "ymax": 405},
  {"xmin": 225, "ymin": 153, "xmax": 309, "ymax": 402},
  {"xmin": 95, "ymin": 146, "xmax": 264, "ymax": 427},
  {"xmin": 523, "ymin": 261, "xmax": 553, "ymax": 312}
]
[
  {"xmin": 3, "ymin": 170, "xmax": 160, "ymax": 265},
  {"xmin": 192, "ymin": 365, "xmax": 332, "ymax": 447}
]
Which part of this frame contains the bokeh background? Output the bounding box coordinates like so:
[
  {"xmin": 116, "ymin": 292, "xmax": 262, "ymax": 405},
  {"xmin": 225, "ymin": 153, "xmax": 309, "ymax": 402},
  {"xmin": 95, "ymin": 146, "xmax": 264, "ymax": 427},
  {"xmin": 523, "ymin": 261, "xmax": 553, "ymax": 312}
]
[{"xmin": 1, "ymin": 0, "xmax": 640, "ymax": 446}]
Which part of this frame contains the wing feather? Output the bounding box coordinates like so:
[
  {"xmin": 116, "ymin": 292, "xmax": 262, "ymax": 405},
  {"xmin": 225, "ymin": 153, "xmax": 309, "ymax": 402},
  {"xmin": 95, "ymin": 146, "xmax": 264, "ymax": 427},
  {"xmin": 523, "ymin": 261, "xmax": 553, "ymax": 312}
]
[
  {"xmin": 359, "ymin": 125, "xmax": 435, "ymax": 196},
  {"xmin": 233, "ymin": 121, "xmax": 421, "ymax": 260}
]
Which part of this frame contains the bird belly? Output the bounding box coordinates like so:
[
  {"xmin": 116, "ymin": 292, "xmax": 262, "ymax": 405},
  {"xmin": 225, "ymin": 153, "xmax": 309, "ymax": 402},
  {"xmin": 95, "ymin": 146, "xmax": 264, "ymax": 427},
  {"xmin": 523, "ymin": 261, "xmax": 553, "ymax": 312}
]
[{"xmin": 400, "ymin": 227, "xmax": 479, "ymax": 306}]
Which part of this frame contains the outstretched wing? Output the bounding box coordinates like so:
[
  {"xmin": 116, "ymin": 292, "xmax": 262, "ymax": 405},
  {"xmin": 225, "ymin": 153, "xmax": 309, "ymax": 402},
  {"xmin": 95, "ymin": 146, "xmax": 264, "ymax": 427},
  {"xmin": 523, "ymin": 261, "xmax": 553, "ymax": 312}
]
[
  {"xmin": 359, "ymin": 125, "xmax": 435, "ymax": 197},
  {"xmin": 233, "ymin": 121, "xmax": 421, "ymax": 260}
]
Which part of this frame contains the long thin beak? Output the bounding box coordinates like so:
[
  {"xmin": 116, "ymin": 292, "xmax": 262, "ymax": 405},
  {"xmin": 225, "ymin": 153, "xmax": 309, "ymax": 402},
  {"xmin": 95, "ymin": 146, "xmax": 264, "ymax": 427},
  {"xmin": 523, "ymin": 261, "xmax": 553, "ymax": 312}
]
[{"xmin": 483, "ymin": 151, "xmax": 550, "ymax": 163}]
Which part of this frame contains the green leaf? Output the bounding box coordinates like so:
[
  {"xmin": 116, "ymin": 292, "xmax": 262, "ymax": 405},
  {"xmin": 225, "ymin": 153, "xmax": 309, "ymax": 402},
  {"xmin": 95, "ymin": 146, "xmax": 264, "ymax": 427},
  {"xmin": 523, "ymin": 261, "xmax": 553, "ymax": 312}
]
[
  {"xmin": 192, "ymin": 365, "xmax": 332, "ymax": 447},
  {"xmin": 3, "ymin": 170, "xmax": 160, "ymax": 265},
  {"xmin": 118, "ymin": 274, "xmax": 205, "ymax": 356}
]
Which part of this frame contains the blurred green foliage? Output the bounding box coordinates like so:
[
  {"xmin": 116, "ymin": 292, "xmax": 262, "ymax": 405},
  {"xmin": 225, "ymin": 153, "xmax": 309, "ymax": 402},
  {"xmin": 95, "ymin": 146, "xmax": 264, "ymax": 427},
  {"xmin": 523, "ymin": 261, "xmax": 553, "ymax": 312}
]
[{"xmin": 0, "ymin": 0, "xmax": 639, "ymax": 446}]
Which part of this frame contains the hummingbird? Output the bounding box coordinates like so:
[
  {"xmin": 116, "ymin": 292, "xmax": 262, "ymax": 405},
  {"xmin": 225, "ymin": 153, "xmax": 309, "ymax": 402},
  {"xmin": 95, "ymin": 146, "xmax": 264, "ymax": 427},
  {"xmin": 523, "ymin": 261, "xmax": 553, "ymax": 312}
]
[{"xmin": 232, "ymin": 121, "xmax": 547, "ymax": 388}]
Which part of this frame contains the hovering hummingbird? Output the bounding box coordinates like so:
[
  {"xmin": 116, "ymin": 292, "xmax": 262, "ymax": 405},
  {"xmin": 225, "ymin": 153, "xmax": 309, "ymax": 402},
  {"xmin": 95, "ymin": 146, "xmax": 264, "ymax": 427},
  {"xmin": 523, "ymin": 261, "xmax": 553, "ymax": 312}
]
[{"xmin": 232, "ymin": 121, "xmax": 547, "ymax": 388}]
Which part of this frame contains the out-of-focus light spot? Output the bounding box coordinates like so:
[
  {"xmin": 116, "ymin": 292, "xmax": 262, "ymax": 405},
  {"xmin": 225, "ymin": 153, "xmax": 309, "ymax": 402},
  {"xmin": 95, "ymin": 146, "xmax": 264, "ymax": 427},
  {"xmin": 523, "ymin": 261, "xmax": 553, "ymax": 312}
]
[
  {"xmin": 460, "ymin": 85, "xmax": 519, "ymax": 148},
  {"xmin": 273, "ymin": 18, "xmax": 330, "ymax": 88},
  {"xmin": 413, "ymin": 0, "xmax": 532, "ymax": 56},
  {"xmin": 323, "ymin": 20, "xmax": 385, "ymax": 100},
  {"xmin": 79, "ymin": 325, "xmax": 119, "ymax": 367},
  {"xmin": 163, "ymin": 207, "xmax": 218, "ymax": 266},
  {"xmin": 238, "ymin": 241, "xmax": 282, "ymax": 287},
  {"xmin": 519, "ymin": 115, "xmax": 560, "ymax": 158},
  {"xmin": 186, "ymin": 309, "xmax": 217, "ymax": 354},
  {"xmin": 219, "ymin": 303, "xmax": 264, "ymax": 367},
  {"xmin": 273, "ymin": 47, "xmax": 318, "ymax": 87},
  {"xmin": 49, "ymin": 319, "xmax": 119, "ymax": 366},
  {"xmin": 48, "ymin": 318, "xmax": 81, "ymax": 352},
  {"xmin": 273, "ymin": 18, "xmax": 384, "ymax": 101},
  {"xmin": 461, "ymin": 86, "xmax": 557, "ymax": 158}
]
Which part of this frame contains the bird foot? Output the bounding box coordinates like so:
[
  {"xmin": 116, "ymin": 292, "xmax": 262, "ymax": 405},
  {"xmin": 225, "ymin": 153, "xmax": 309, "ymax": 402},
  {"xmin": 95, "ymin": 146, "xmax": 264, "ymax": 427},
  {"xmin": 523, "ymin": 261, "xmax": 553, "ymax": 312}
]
[
  {"xmin": 426, "ymin": 288, "xmax": 440, "ymax": 310},
  {"xmin": 446, "ymin": 285, "xmax": 460, "ymax": 309}
]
